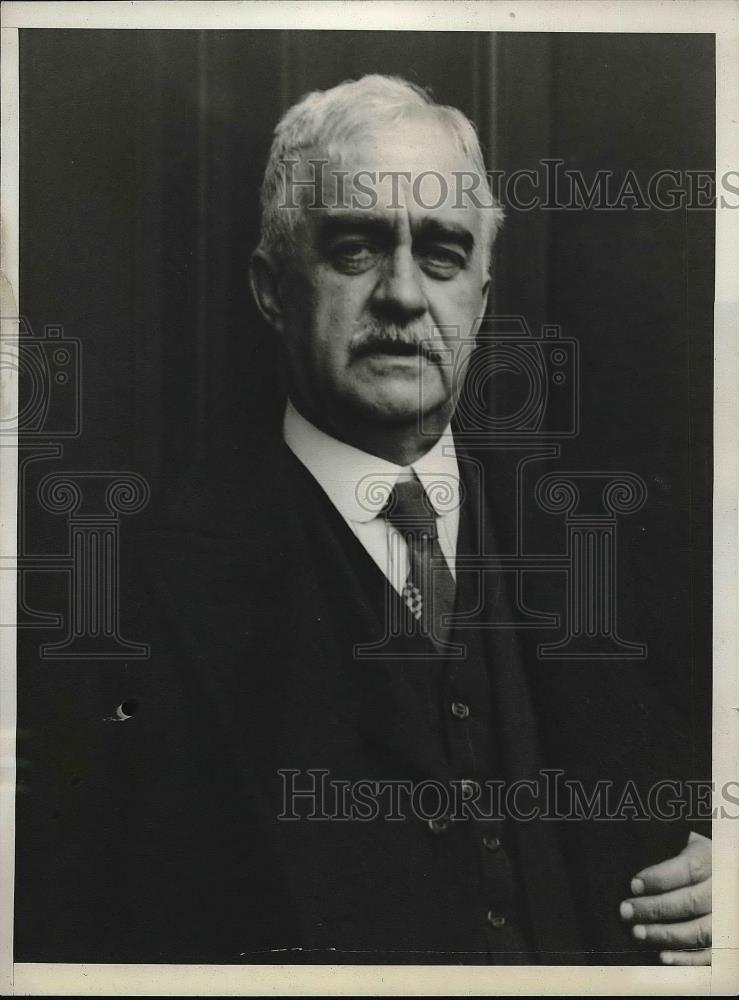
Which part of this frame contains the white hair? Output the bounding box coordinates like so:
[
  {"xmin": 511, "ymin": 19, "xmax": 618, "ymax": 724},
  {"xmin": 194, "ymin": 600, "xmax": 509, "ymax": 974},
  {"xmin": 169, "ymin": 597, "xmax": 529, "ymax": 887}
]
[{"xmin": 257, "ymin": 74, "xmax": 503, "ymax": 263}]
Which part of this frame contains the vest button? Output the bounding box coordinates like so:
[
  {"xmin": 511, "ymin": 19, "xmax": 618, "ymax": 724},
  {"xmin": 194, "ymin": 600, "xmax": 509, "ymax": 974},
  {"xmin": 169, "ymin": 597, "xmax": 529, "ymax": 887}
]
[
  {"xmin": 482, "ymin": 835, "xmax": 501, "ymax": 853},
  {"xmin": 487, "ymin": 911, "xmax": 506, "ymax": 929},
  {"xmin": 451, "ymin": 701, "xmax": 470, "ymax": 719},
  {"xmin": 427, "ymin": 816, "xmax": 450, "ymax": 834}
]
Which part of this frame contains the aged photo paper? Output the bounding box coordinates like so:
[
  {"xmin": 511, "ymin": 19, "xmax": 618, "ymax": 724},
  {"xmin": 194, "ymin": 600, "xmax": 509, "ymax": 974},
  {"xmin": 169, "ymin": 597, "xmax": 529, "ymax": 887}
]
[{"xmin": 1, "ymin": 1, "xmax": 737, "ymax": 995}]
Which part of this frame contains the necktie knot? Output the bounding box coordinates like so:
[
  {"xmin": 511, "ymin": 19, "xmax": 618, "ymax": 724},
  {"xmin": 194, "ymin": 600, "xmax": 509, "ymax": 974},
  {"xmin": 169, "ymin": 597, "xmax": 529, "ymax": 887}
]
[{"xmin": 383, "ymin": 474, "xmax": 438, "ymax": 541}]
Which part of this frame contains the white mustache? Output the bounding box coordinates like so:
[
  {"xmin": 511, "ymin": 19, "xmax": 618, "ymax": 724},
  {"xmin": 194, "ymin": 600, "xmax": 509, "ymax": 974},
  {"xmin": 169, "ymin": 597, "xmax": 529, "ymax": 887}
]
[{"xmin": 349, "ymin": 322, "xmax": 443, "ymax": 361}]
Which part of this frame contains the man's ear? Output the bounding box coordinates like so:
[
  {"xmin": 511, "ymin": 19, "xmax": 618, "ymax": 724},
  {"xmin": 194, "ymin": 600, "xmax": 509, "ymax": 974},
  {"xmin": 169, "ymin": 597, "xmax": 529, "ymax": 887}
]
[{"xmin": 249, "ymin": 249, "xmax": 285, "ymax": 334}]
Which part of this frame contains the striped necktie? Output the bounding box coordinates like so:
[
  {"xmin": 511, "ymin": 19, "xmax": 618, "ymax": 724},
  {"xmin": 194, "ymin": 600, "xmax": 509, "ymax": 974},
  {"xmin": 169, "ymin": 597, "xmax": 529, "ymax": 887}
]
[{"xmin": 383, "ymin": 473, "xmax": 457, "ymax": 646}]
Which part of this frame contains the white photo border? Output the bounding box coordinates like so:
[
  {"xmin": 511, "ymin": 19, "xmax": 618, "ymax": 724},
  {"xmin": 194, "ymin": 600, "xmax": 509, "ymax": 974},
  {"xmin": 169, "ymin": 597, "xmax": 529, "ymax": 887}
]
[{"xmin": 1, "ymin": 2, "xmax": 736, "ymax": 995}]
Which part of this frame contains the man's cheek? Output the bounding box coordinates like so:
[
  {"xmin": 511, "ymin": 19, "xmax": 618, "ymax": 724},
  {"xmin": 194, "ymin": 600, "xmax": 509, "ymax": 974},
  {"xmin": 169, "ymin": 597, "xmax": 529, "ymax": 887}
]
[
  {"xmin": 323, "ymin": 285, "xmax": 368, "ymax": 331},
  {"xmin": 430, "ymin": 283, "xmax": 482, "ymax": 326}
]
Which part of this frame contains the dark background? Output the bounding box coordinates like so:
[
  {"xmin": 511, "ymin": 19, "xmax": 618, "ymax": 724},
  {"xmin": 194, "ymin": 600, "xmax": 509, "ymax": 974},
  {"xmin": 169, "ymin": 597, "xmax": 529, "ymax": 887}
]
[{"xmin": 17, "ymin": 31, "xmax": 713, "ymax": 781}]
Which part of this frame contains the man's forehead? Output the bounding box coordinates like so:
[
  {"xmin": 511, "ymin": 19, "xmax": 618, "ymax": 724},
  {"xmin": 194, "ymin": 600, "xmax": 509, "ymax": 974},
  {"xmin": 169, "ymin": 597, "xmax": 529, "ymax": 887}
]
[
  {"xmin": 320, "ymin": 132, "xmax": 474, "ymax": 192},
  {"xmin": 338, "ymin": 119, "xmax": 467, "ymax": 172},
  {"xmin": 305, "ymin": 149, "xmax": 488, "ymax": 230},
  {"xmin": 286, "ymin": 113, "xmax": 475, "ymax": 202}
]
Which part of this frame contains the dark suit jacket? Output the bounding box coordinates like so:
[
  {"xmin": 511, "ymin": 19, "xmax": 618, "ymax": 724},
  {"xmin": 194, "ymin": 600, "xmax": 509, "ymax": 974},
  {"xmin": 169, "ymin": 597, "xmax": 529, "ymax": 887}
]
[{"xmin": 14, "ymin": 429, "xmax": 698, "ymax": 964}]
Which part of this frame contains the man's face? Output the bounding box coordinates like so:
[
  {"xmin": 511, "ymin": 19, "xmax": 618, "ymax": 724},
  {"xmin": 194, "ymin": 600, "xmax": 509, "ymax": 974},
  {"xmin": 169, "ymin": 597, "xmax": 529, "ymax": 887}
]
[{"xmin": 275, "ymin": 115, "xmax": 491, "ymax": 433}]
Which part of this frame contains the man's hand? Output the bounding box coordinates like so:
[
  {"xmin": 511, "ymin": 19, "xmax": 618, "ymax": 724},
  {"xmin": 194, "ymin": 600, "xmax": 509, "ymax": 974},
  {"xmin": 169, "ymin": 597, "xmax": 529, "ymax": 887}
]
[{"xmin": 619, "ymin": 831, "xmax": 712, "ymax": 965}]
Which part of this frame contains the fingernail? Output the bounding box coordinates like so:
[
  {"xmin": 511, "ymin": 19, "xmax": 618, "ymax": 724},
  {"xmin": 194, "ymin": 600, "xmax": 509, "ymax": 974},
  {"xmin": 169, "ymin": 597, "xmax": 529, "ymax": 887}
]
[
  {"xmin": 620, "ymin": 901, "xmax": 634, "ymax": 920},
  {"xmin": 631, "ymin": 877, "xmax": 645, "ymax": 895},
  {"xmin": 660, "ymin": 952, "xmax": 674, "ymax": 965},
  {"xmin": 633, "ymin": 925, "xmax": 647, "ymax": 940}
]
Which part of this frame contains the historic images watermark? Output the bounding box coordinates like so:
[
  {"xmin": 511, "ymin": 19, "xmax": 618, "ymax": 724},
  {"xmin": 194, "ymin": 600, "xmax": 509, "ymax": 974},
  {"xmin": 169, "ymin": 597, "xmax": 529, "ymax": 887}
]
[
  {"xmin": 1, "ymin": 316, "xmax": 150, "ymax": 659},
  {"xmin": 277, "ymin": 769, "xmax": 739, "ymax": 824},
  {"xmin": 277, "ymin": 159, "xmax": 734, "ymax": 213}
]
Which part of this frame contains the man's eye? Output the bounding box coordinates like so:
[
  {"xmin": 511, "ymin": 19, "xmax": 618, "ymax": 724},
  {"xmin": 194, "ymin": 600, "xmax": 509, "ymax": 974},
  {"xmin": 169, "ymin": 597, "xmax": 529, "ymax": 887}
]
[
  {"xmin": 330, "ymin": 242, "xmax": 379, "ymax": 273},
  {"xmin": 417, "ymin": 246, "xmax": 466, "ymax": 279}
]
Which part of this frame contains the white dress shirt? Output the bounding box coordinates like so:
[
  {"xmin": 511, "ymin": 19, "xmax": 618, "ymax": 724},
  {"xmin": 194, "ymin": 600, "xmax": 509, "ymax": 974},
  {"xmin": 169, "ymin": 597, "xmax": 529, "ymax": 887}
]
[{"xmin": 283, "ymin": 400, "xmax": 461, "ymax": 596}]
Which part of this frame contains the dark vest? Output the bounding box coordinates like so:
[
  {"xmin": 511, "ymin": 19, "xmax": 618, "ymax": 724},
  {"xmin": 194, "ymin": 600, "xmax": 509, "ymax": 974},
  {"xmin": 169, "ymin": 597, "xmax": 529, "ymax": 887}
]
[{"xmin": 277, "ymin": 445, "xmax": 580, "ymax": 962}]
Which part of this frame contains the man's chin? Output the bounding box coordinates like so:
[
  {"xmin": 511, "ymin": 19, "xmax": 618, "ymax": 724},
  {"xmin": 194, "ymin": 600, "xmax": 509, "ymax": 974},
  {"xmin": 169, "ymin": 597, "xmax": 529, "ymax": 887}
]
[
  {"xmin": 344, "ymin": 357, "xmax": 446, "ymax": 409},
  {"xmin": 339, "ymin": 378, "xmax": 449, "ymax": 426}
]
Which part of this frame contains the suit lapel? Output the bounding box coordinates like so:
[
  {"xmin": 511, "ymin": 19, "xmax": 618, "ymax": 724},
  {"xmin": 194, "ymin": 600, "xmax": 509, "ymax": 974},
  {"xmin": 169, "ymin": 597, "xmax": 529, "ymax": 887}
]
[{"xmin": 282, "ymin": 446, "xmax": 458, "ymax": 783}]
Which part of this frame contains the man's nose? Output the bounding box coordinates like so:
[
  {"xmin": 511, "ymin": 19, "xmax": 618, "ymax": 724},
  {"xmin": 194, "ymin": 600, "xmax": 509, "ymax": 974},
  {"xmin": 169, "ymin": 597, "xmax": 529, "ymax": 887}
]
[{"xmin": 371, "ymin": 248, "xmax": 427, "ymax": 321}]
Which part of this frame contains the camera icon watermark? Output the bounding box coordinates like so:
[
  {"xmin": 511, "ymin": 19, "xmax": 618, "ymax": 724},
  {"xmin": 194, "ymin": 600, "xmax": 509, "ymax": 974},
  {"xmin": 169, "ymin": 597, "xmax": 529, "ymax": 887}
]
[
  {"xmin": 350, "ymin": 313, "xmax": 649, "ymax": 663},
  {"xmin": 1, "ymin": 316, "xmax": 151, "ymax": 659},
  {"xmin": 418, "ymin": 315, "xmax": 579, "ymax": 443},
  {"xmin": 0, "ymin": 317, "xmax": 81, "ymax": 437}
]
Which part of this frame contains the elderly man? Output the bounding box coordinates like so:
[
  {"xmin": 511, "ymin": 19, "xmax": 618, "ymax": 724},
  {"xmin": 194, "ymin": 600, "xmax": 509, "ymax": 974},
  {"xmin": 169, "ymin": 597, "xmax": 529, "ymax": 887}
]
[
  {"xmin": 14, "ymin": 74, "xmax": 711, "ymax": 966},
  {"xmin": 249, "ymin": 74, "xmax": 711, "ymax": 965}
]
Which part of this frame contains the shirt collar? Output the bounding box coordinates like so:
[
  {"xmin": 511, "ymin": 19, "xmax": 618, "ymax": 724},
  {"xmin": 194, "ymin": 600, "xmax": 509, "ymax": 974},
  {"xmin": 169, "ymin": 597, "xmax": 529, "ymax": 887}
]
[{"xmin": 283, "ymin": 400, "xmax": 460, "ymax": 524}]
